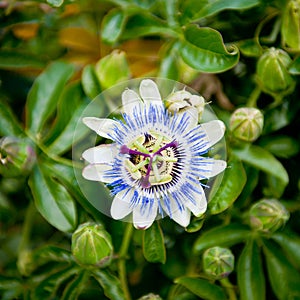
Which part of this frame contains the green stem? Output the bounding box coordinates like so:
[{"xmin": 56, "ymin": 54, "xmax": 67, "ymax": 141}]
[
  {"xmin": 247, "ymin": 86, "xmax": 261, "ymax": 108},
  {"xmin": 17, "ymin": 200, "xmax": 36, "ymax": 275},
  {"xmin": 118, "ymin": 223, "xmax": 134, "ymax": 300},
  {"xmin": 220, "ymin": 277, "xmax": 237, "ymax": 300}
]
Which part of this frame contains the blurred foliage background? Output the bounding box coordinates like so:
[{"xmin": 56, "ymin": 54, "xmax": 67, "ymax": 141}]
[{"xmin": 1, "ymin": 0, "xmax": 300, "ymax": 299}]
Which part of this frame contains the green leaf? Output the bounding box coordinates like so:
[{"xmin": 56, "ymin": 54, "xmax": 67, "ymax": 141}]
[
  {"xmin": 32, "ymin": 266, "xmax": 78, "ymax": 300},
  {"xmin": 289, "ymin": 56, "xmax": 300, "ymax": 74},
  {"xmin": 29, "ymin": 164, "xmax": 77, "ymax": 232},
  {"xmin": 193, "ymin": 223, "xmax": 251, "ymax": 254},
  {"xmin": 143, "ymin": 221, "xmax": 166, "ymax": 264},
  {"xmin": 61, "ymin": 271, "xmax": 87, "ymax": 300},
  {"xmin": 259, "ymin": 135, "xmax": 300, "ymax": 158},
  {"xmin": 281, "ymin": 0, "xmax": 300, "ymax": 50},
  {"xmin": 0, "ymin": 100, "xmax": 24, "ymax": 137},
  {"xmin": 92, "ymin": 269, "xmax": 126, "ymax": 300},
  {"xmin": 0, "ymin": 276, "xmax": 22, "ymax": 300},
  {"xmin": 263, "ymin": 239, "xmax": 300, "ymax": 300},
  {"xmin": 0, "ymin": 50, "xmax": 45, "ymax": 69},
  {"xmin": 237, "ymin": 240, "xmax": 265, "ymax": 300},
  {"xmin": 181, "ymin": 0, "xmax": 260, "ymax": 22},
  {"xmin": 174, "ymin": 277, "xmax": 227, "ymax": 300},
  {"xmin": 81, "ymin": 64, "xmax": 102, "ymax": 99},
  {"xmin": 121, "ymin": 14, "xmax": 176, "ymax": 40},
  {"xmin": 272, "ymin": 232, "xmax": 300, "ymax": 269},
  {"xmin": 43, "ymin": 161, "xmax": 104, "ymax": 221},
  {"xmin": 26, "ymin": 61, "xmax": 74, "ymax": 135},
  {"xmin": 208, "ymin": 158, "xmax": 247, "ymax": 214},
  {"xmin": 238, "ymin": 39, "xmax": 262, "ymax": 57},
  {"xmin": 158, "ymin": 51, "xmax": 180, "ymax": 80},
  {"xmin": 232, "ymin": 144, "xmax": 289, "ymax": 196},
  {"xmin": 33, "ymin": 245, "xmax": 74, "ymax": 266},
  {"xmin": 101, "ymin": 8, "xmax": 126, "ymax": 44},
  {"xmin": 47, "ymin": 0, "xmax": 64, "ymax": 7},
  {"xmin": 45, "ymin": 82, "xmax": 90, "ymax": 155},
  {"xmin": 178, "ymin": 25, "xmax": 239, "ymax": 73}
]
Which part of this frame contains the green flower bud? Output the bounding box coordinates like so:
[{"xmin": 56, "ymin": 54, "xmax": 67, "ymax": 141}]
[
  {"xmin": 281, "ymin": 0, "xmax": 300, "ymax": 50},
  {"xmin": 249, "ymin": 199, "xmax": 290, "ymax": 233},
  {"xmin": 138, "ymin": 294, "xmax": 162, "ymax": 300},
  {"xmin": 95, "ymin": 50, "xmax": 131, "ymax": 90},
  {"xmin": 72, "ymin": 222, "xmax": 113, "ymax": 267},
  {"xmin": 203, "ymin": 247, "xmax": 234, "ymax": 279},
  {"xmin": 165, "ymin": 90, "xmax": 205, "ymax": 120},
  {"xmin": 230, "ymin": 107, "xmax": 264, "ymax": 142},
  {"xmin": 0, "ymin": 137, "xmax": 36, "ymax": 177},
  {"xmin": 256, "ymin": 48, "xmax": 295, "ymax": 96}
]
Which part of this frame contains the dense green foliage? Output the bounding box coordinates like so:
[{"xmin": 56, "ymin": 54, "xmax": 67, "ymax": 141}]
[{"xmin": 1, "ymin": 0, "xmax": 300, "ymax": 299}]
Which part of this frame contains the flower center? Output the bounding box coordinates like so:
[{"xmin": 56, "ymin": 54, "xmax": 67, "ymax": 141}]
[{"xmin": 120, "ymin": 132, "xmax": 179, "ymax": 188}]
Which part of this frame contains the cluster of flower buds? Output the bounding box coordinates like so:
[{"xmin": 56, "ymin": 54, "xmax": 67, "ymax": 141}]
[
  {"xmin": 72, "ymin": 222, "xmax": 113, "ymax": 267},
  {"xmin": 249, "ymin": 199, "xmax": 290, "ymax": 233}
]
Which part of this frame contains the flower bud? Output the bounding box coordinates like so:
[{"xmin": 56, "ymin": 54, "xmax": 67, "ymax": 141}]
[
  {"xmin": 281, "ymin": 0, "xmax": 300, "ymax": 50},
  {"xmin": 0, "ymin": 137, "xmax": 36, "ymax": 177},
  {"xmin": 256, "ymin": 48, "xmax": 295, "ymax": 96},
  {"xmin": 230, "ymin": 107, "xmax": 263, "ymax": 142},
  {"xmin": 72, "ymin": 222, "xmax": 113, "ymax": 267},
  {"xmin": 165, "ymin": 90, "xmax": 205, "ymax": 120},
  {"xmin": 249, "ymin": 199, "xmax": 290, "ymax": 233},
  {"xmin": 95, "ymin": 50, "xmax": 131, "ymax": 90},
  {"xmin": 203, "ymin": 247, "xmax": 234, "ymax": 279},
  {"xmin": 138, "ymin": 294, "xmax": 162, "ymax": 300}
]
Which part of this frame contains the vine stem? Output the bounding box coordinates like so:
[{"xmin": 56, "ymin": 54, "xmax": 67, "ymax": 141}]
[
  {"xmin": 220, "ymin": 277, "xmax": 237, "ymax": 300},
  {"xmin": 118, "ymin": 223, "xmax": 134, "ymax": 300},
  {"xmin": 247, "ymin": 86, "xmax": 261, "ymax": 108},
  {"xmin": 17, "ymin": 200, "xmax": 36, "ymax": 275}
]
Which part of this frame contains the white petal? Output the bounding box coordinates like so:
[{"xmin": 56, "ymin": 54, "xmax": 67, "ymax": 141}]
[
  {"xmin": 196, "ymin": 158, "xmax": 227, "ymax": 179},
  {"xmin": 139, "ymin": 79, "xmax": 163, "ymax": 106},
  {"xmin": 171, "ymin": 207, "xmax": 191, "ymax": 227},
  {"xmin": 111, "ymin": 189, "xmax": 134, "ymax": 220},
  {"xmin": 184, "ymin": 188, "xmax": 207, "ymax": 217},
  {"xmin": 162, "ymin": 193, "xmax": 191, "ymax": 227},
  {"xmin": 122, "ymin": 89, "xmax": 142, "ymax": 116},
  {"xmin": 201, "ymin": 120, "xmax": 225, "ymax": 148},
  {"xmin": 82, "ymin": 144, "xmax": 117, "ymax": 164},
  {"xmin": 82, "ymin": 164, "xmax": 113, "ymax": 183},
  {"xmin": 133, "ymin": 199, "xmax": 158, "ymax": 230},
  {"xmin": 209, "ymin": 159, "xmax": 227, "ymax": 177},
  {"xmin": 82, "ymin": 117, "xmax": 120, "ymax": 139}
]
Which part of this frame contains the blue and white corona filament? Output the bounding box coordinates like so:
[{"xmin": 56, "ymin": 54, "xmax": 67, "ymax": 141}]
[{"xmin": 82, "ymin": 79, "xmax": 226, "ymax": 229}]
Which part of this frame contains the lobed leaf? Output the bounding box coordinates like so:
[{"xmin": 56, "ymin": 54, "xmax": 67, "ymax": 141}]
[
  {"xmin": 208, "ymin": 158, "xmax": 247, "ymax": 214},
  {"xmin": 143, "ymin": 221, "xmax": 166, "ymax": 264},
  {"xmin": 174, "ymin": 277, "xmax": 227, "ymax": 300},
  {"xmin": 61, "ymin": 271, "xmax": 87, "ymax": 300},
  {"xmin": 272, "ymin": 232, "xmax": 300, "ymax": 269},
  {"xmin": 26, "ymin": 61, "xmax": 74, "ymax": 135},
  {"xmin": 263, "ymin": 239, "xmax": 300, "ymax": 300},
  {"xmin": 193, "ymin": 223, "xmax": 251, "ymax": 254},
  {"xmin": 101, "ymin": 8, "xmax": 127, "ymax": 44},
  {"xmin": 92, "ymin": 269, "xmax": 126, "ymax": 300},
  {"xmin": 232, "ymin": 144, "xmax": 289, "ymax": 196},
  {"xmin": 81, "ymin": 64, "xmax": 102, "ymax": 99},
  {"xmin": 180, "ymin": 0, "xmax": 260, "ymax": 22},
  {"xmin": 178, "ymin": 25, "xmax": 239, "ymax": 73},
  {"xmin": 29, "ymin": 164, "xmax": 77, "ymax": 232},
  {"xmin": 0, "ymin": 100, "xmax": 24, "ymax": 137},
  {"xmin": 45, "ymin": 82, "xmax": 90, "ymax": 155},
  {"xmin": 237, "ymin": 239, "xmax": 265, "ymax": 300}
]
